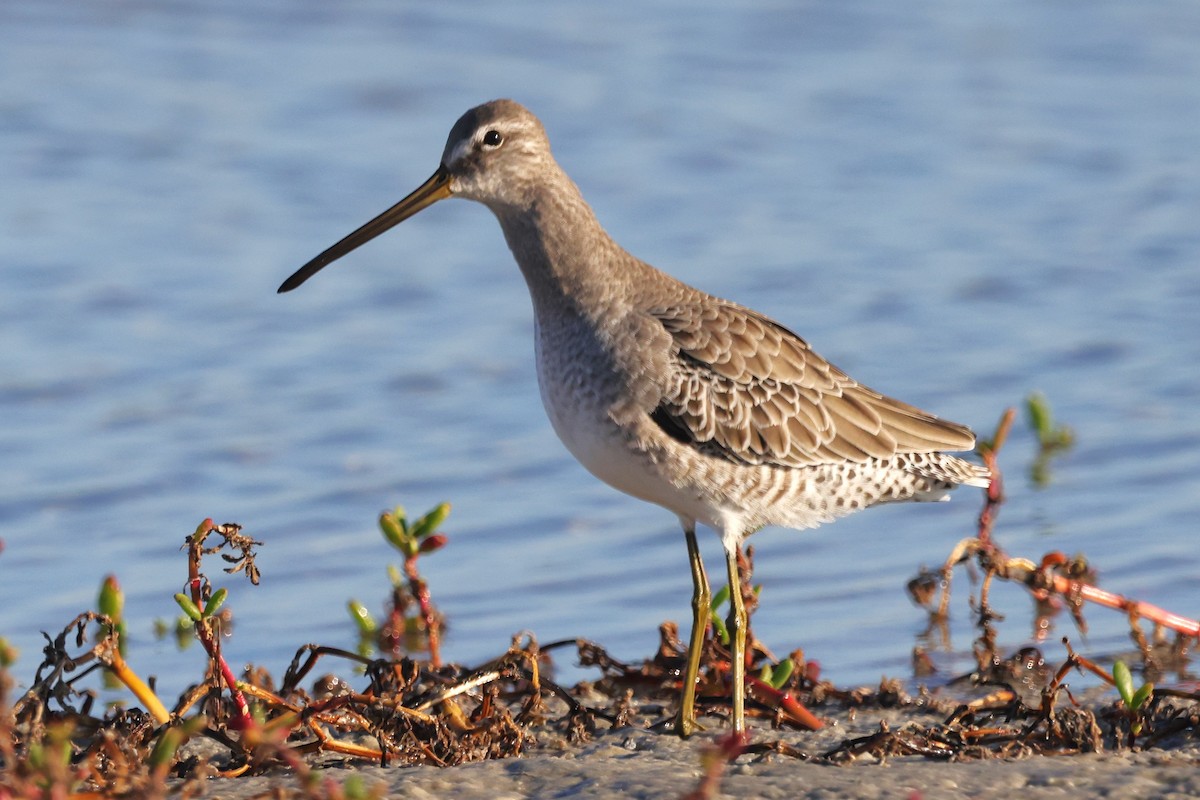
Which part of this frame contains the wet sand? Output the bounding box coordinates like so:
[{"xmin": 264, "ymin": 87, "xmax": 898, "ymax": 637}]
[{"xmin": 181, "ymin": 702, "xmax": 1200, "ymax": 799}]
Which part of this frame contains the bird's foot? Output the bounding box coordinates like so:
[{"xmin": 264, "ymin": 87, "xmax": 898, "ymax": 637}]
[{"xmin": 672, "ymin": 709, "xmax": 706, "ymax": 739}]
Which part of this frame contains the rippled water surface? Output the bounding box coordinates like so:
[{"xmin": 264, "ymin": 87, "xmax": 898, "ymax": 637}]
[{"xmin": 3, "ymin": 1, "xmax": 1200, "ymax": 699}]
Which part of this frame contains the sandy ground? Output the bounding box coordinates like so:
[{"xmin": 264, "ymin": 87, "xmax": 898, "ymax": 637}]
[{"xmin": 180, "ymin": 704, "xmax": 1200, "ymax": 799}]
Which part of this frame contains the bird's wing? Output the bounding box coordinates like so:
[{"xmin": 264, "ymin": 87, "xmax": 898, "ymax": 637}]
[{"xmin": 648, "ymin": 301, "xmax": 976, "ymax": 467}]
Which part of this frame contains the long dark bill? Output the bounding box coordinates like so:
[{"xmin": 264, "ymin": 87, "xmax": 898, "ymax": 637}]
[{"xmin": 277, "ymin": 165, "xmax": 452, "ymax": 293}]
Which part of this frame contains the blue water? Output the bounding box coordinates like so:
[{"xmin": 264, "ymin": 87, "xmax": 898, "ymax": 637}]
[{"xmin": 3, "ymin": 1, "xmax": 1200, "ymax": 701}]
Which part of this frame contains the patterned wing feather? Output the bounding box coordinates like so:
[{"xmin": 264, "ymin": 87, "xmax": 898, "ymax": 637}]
[{"xmin": 650, "ymin": 302, "xmax": 976, "ymax": 468}]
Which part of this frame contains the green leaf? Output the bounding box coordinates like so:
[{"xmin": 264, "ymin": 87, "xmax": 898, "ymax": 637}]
[
  {"xmin": 1113, "ymin": 660, "xmax": 1135, "ymax": 707},
  {"xmin": 379, "ymin": 511, "xmax": 410, "ymax": 554},
  {"xmin": 0, "ymin": 637, "xmax": 17, "ymax": 668},
  {"xmin": 708, "ymin": 585, "xmax": 732, "ymax": 645},
  {"xmin": 769, "ymin": 658, "xmax": 795, "ymax": 690},
  {"xmin": 174, "ymin": 593, "xmax": 202, "ymax": 622},
  {"xmin": 1026, "ymin": 391, "xmax": 1053, "ymax": 440},
  {"xmin": 342, "ymin": 774, "xmax": 369, "ymax": 800},
  {"xmin": 1131, "ymin": 683, "xmax": 1154, "ymax": 711},
  {"xmin": 149, "ymin": 725, "xmax": 184, "ymax": 768},
  {"xmin": 97, "ymin": 574, "xmax": 124, "ymax": 621},
  {"xmin": 711, "ymin": 615, "xmax": 729, "ymax": 646},
  {"xmin": 202, "ymin": 587, "xmax": 228, "ymax": 618},
  {"xmin": 411, "ymin": 502, "xmax": 451, "ymax": 540},
  {"xmin": 710, "ymin": 585, "xmax": 730, "ymax": 613},
  {"xmin": 347, "ymin": 599, "xmax": 377, "ymax": 635}
]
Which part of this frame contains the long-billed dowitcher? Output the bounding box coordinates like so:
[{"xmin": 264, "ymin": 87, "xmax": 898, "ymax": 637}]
[{"xmin": 279, "ymin": 99, "xmax": 990, "ymax": 737}]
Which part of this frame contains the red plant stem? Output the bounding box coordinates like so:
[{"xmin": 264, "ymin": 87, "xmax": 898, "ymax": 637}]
[
  {"xmin": 976, "ymin": 408, "xmax": 1015, "ymax": 545},
  {"xmin": 404, "ymin": 555, "xmax": 442, "ymax": 668},
  {"xmin": 1031, "ymin": 571, "xmax": 1200, "ymax": 638},
  {"xmin": 212, "ymin": 635, "xmax": 252, "ymax": 726},
  {"xmin": 745, "ymin": 675, "xmax": 823, "ymax": 730},
  {"xmin": 188, "ymin": 519, "xmax": 253, "ymax": 729},
  {"xmin": 957, "ymin": 406, "xmax": 1200, "ymax": 655}
]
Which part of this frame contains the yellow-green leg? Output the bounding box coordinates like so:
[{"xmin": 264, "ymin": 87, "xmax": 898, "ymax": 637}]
[
  {"xmin": 675, "ymin": 523, "xmax": 710, "ymax": 738},
  {"xmin": 723, "ymin": 538, "xmax": 747, "ymax": 734}
]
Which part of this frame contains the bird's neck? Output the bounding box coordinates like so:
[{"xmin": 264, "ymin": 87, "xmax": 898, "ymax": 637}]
[{"xmin": 490, "ymin": 177, "xmax": 637, "ymax": 322}]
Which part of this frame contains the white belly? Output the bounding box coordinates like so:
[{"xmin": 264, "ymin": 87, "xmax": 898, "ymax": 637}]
[
  {"xmin": 535, "ymin": 345, "xmax": 717, "ymax": 525},
  {"xmin": 530, "ymin": 312, "xmax": 732, "ymax": 529}
]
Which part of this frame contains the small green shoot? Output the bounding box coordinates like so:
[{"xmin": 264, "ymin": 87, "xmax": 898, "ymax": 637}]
[
  {"xmin": 24, "ymin": 721, "xmax": 80, "ymax": 792},
  {"xmin": 379, "ymin": 503, "xmax": 450, "ymax": 559},
  {"xmin": 708, "ymin": 584, "xmax": 762, "ymax": 648},
  {"xmin": 97, "ymin": 575, "xmax": 125, "ymax": 631},
  {"xmin": 1113, "ymin": 659, "xmax": 1154, "ymax": 738},
  {"xmin": 97, "ymin": 575, "xmax": 128, "ymax": 690},
  {"xmin": 340, "ymin": 773, "xmax": 373, "ymax": 800},
  {"xmin": 1025, "ymin": 391, "xmax": 1075, "ymax": 487},
  {"xmin": 758, "ymin": 657, "xmax": 795, "ymax": 690},
  {"xmin": 147, "ymin": 714, "xmax": 209, "ymax": 781},
  {"xmin": 347, "ymin": 599, "xmax": 378, "ymax": 636},
  {"xmin": 174, "ymin": 586, "xmax": 228, "ymax": 624},
  {"xmin": 0, "ymin": 636, "xmax": 17, "ymax": 667},
  {"xmin": 1026, "ymin": 391, "xmax": 1074, "ymax": 449},
  {"xmin": 709, "ymin": 586, "xmax": 730, "ymax": 645},
  {"xmin": 354, "ymin": 502, "xmax": 451, "ymax": 665},
  {"xmin": 153, "ymin": 614, "xmax": 197, "ymax": 649}
]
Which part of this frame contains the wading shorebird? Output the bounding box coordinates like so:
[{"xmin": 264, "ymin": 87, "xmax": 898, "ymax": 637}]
[{"xmin": 279, "ymin": 99, "xmax": 990, "ymax": 737}]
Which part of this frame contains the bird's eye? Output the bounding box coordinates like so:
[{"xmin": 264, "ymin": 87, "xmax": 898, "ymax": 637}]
[{"xmin": 482, "ymin": 129, "xmax": 503, "ymax": 148}]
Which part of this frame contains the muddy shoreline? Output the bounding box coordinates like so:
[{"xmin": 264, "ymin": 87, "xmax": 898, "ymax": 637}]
[{"xmin": 181, "ymin": 702, "xmax": 1200, "ymax": 799}]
